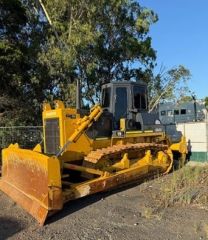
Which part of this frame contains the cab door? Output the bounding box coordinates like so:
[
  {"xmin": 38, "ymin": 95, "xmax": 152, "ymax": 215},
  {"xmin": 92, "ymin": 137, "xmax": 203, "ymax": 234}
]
[{"xmin": 114, "ymin": 86, "xmax": 128, "ymax": 123}]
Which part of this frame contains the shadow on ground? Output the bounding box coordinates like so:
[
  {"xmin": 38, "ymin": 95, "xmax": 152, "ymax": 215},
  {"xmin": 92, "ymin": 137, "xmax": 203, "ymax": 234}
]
[
  {"xmin": 0, "ymin": 217, "xmax": 24, "ymax": 239},
  {"xmin": 46, "ymin": 174, "xmax": 156, "ymax": 225}
]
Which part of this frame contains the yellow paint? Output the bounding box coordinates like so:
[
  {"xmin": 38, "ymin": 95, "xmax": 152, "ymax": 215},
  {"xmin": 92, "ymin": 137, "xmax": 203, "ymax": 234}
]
[
  {"xmin": 47, "ymin": 156, "xmax": 62, "ymax": 188},
  {"xmin": 2, "ymin": 147, "xmax": 62, "ymax": 188},
  {"xmin": 33, "ymin": 144, "xmax": 42, "ymax": 153},
  {"xmin": 170, "ymin": 136, "xmax": 187, "ymax": 154},
  {"xmin": 120, "ymin": 118, "xmax": 126, "ymax": 131},
  {"xmin": 112, "ymin": 153, "xmax": 130, "ymax": 170},
  {"xmin": 0, "ymin": 100, "xmax": 187, "ymax": 225},
  {"xmin": 42, "ymin": 101, "xmax": 173, "ymax": 165}
]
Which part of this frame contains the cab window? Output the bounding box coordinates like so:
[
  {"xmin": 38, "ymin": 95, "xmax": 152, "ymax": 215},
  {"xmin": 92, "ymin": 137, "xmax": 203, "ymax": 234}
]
[
  {"xmin": 133, "ymin": 86, "xmax": 147, "ymax": 110},
  {"xmin": 102, "ymin": 87, "xmax": 111, "ymax": 108}
]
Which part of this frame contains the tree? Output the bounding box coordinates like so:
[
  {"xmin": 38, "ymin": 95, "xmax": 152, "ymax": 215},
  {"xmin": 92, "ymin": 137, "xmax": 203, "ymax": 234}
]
[
  {"xmin": 0, "ymin": 0, "xmax": 192, "ymax": 126},
  {"xmin": 0, "ymin": 0, "xmax": 50, "ymax": 125},
  {"xmin": 179, "ymin": 95, "xmax": 193, "ymax": 103},
  {"xmin": 0, "ymin": 0, "xmax": 28, "ymax": 125},
  {"xmin": 37, "ymin": 0, "xmax": 158, "ymax": 104},
  {"xmin": 148, "ymin": 65, "xmax": 191, "ymax": 112},
  {"xmin": 205, "ymin": 97, "xmax": 208, "ymax": 109}
]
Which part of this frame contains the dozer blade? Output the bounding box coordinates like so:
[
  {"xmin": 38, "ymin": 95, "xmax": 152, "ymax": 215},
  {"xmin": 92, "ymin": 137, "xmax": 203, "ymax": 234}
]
[{"xmin": 0, "ymin": 144, "xmax": 63, "ymax": 225}]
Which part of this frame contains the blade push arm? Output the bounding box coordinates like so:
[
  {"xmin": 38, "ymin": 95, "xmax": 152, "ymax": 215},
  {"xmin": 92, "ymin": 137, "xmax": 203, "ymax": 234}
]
[{"xmin": 56, "ymin": 105, "xmax": 103, "ymax": 156}]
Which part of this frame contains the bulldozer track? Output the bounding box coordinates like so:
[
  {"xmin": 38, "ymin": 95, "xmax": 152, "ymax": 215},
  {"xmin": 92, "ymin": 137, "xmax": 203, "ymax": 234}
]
[{"xmin": 85, "ymin": 143, "xmax": 169, "ymax": 164}]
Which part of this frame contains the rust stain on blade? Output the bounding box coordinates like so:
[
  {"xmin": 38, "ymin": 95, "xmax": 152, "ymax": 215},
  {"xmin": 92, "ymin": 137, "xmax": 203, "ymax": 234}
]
[
  {"xmin": 2, "ymin": 151, "xmax": 49, "ymax": 204},
  {"xmin": 0, "ymin": 148, "xmax": 63, "ymax": 225},
  {"xmin": 67, "ymin": 165, "xmax": 161, "ymax": 202},
  {"xmin": 0, "ymin": 180, "xmax": 48, "ymax": 226}
]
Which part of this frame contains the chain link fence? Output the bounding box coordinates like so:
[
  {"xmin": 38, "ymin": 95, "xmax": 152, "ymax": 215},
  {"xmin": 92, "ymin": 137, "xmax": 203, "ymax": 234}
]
[{"xmin": 0, "ymin": 126, "xmax": 43, "ymax": 161}]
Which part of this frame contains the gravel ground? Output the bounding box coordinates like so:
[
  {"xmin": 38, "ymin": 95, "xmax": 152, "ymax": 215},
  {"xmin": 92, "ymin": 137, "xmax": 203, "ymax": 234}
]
[{"xmin": 1, "ymin": 173, "xmax": 208, "ymax": 240}]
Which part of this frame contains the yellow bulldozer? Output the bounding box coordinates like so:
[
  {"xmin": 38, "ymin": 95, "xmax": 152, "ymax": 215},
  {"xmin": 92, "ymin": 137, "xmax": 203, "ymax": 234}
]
[{"xmin": 0, "ymin": 80, "xmax": 187, "ymax": 225}]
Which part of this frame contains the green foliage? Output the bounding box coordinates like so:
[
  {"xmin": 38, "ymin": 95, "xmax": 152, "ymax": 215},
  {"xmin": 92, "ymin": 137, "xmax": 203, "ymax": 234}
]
[
  {"xmin": 40, "ymin": 0, "xmax": 158, "ymax": 103},
  {"xmin": 0, "ymin": 0, "xmax": 27, "ymax": 37},
  {"xmin": 136, "ymin": 8, "xmax": 158, "ymax": 33},
  {"xmin": 0, "ymin": 0, "xmax": 27, "ymax": 94},
  {"xmin": 0, "ymin": 0, "xmax": 51, "ymax": 125},
  {"xmin": 0, "ymin": 0, "xmax": 28, "ymax": 125},
  {"xmin": 0, "ymin": 0, "xmax": 191, "ymax": 126},
  {"xmin": 148, "ymin": 65, "xmax": 191, "ymax": 111},
  {"xmin": 179, "ymin": 95, "xmax": 193, "ymax": 103},
  {"xmin": 164, "ymin": 65, "xmax": 191, "ymax": 100},
  {"xmin": 205, "ymin": 97, "xmax": 208, "ymax": 109}
]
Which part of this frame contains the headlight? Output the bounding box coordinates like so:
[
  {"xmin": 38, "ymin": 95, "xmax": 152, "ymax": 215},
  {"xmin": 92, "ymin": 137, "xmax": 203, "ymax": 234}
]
[
  {"xmin": 116, "ymin": 131, "xmax": 125, "ymax": 137},
  {"xmin": 112, "ymin": 130, "xmax": 125, "ymax": 138}
]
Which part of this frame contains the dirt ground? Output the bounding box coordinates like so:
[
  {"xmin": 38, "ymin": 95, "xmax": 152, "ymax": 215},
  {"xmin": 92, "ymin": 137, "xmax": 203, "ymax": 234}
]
[{"xmin": 1, "ymin": 167, "xmax": 208, "ymax": 240}]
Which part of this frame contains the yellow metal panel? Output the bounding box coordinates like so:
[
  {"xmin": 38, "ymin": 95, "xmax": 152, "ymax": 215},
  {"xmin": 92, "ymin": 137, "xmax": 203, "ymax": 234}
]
[
  {"xmin": 170, "ymin": 136, "xmax": 187, "ymax": 154},
  {"xmin": 0, "ymin": 147, "xmax": 63, "ymax": 225},
  {"xmin": 120, "ymin": 118, "xmax": 126, "ymax": 131}
]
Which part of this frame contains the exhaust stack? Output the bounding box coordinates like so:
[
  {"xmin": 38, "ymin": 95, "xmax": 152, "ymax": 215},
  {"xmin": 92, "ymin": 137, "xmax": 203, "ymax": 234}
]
[{"xmin": 76, "ymin": 79, "xmax": 81, "ymax": 110}]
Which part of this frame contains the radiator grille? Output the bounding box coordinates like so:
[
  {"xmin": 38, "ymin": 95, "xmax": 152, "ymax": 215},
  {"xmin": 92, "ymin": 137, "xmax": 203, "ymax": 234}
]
[{"xmin": 45, "ymin": 118, "xmax": 60, "ymax": 155}]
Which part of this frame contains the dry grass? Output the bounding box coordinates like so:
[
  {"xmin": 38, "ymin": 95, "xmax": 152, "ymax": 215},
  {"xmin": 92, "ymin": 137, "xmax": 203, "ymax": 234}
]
[
  {"xmin": 141, "ymin": 207, "xmax": 154, "ymax": 219},
  {"xmin": 160, "ymin": 165, "xmax": 208, "ymax": 208},
  {"xmin": 140, "ymin": 206, "xmax": 164, "ymax": 220},
  {"xmin": 203, "ymin": 223, "xmax": 208, "ymax": 239}
]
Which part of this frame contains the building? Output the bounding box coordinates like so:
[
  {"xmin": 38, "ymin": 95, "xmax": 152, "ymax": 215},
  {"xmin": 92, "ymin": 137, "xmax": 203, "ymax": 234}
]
[
  {"xmin": 159, "ymin": 101, "xmax": 208, "ymax": 162},
  {"xmin": 159, "ymin": 101, "xmax": 205, "ymax": 124},
  {"xmin": 174, "ymin": 122, "xmax": 208, "ymax": 162}
]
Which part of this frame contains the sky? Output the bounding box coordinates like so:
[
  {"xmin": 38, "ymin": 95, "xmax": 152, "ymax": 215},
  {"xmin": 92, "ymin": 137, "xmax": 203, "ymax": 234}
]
[{"xmin": 139, "ymin": 0, "xmax": 208, "ymax": 99}]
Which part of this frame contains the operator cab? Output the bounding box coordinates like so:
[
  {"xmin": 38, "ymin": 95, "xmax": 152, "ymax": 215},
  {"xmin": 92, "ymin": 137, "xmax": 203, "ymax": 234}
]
[
  {"xmin": 86, "ymin": 81, "xmax": 162, "ymax": 139},
  {"xmin": 101, "ymin": 81, "xmax": 149, "ymax": 130}
]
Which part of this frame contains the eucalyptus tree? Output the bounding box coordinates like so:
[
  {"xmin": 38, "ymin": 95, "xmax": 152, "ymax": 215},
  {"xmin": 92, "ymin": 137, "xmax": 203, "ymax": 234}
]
[
  {"xmin": 0, "ymin": 0, "xmax": 49, "ymax": 125},
  {"xmin": 38, "ymin": 0, "xmax": 158, "ymax": 104}
]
